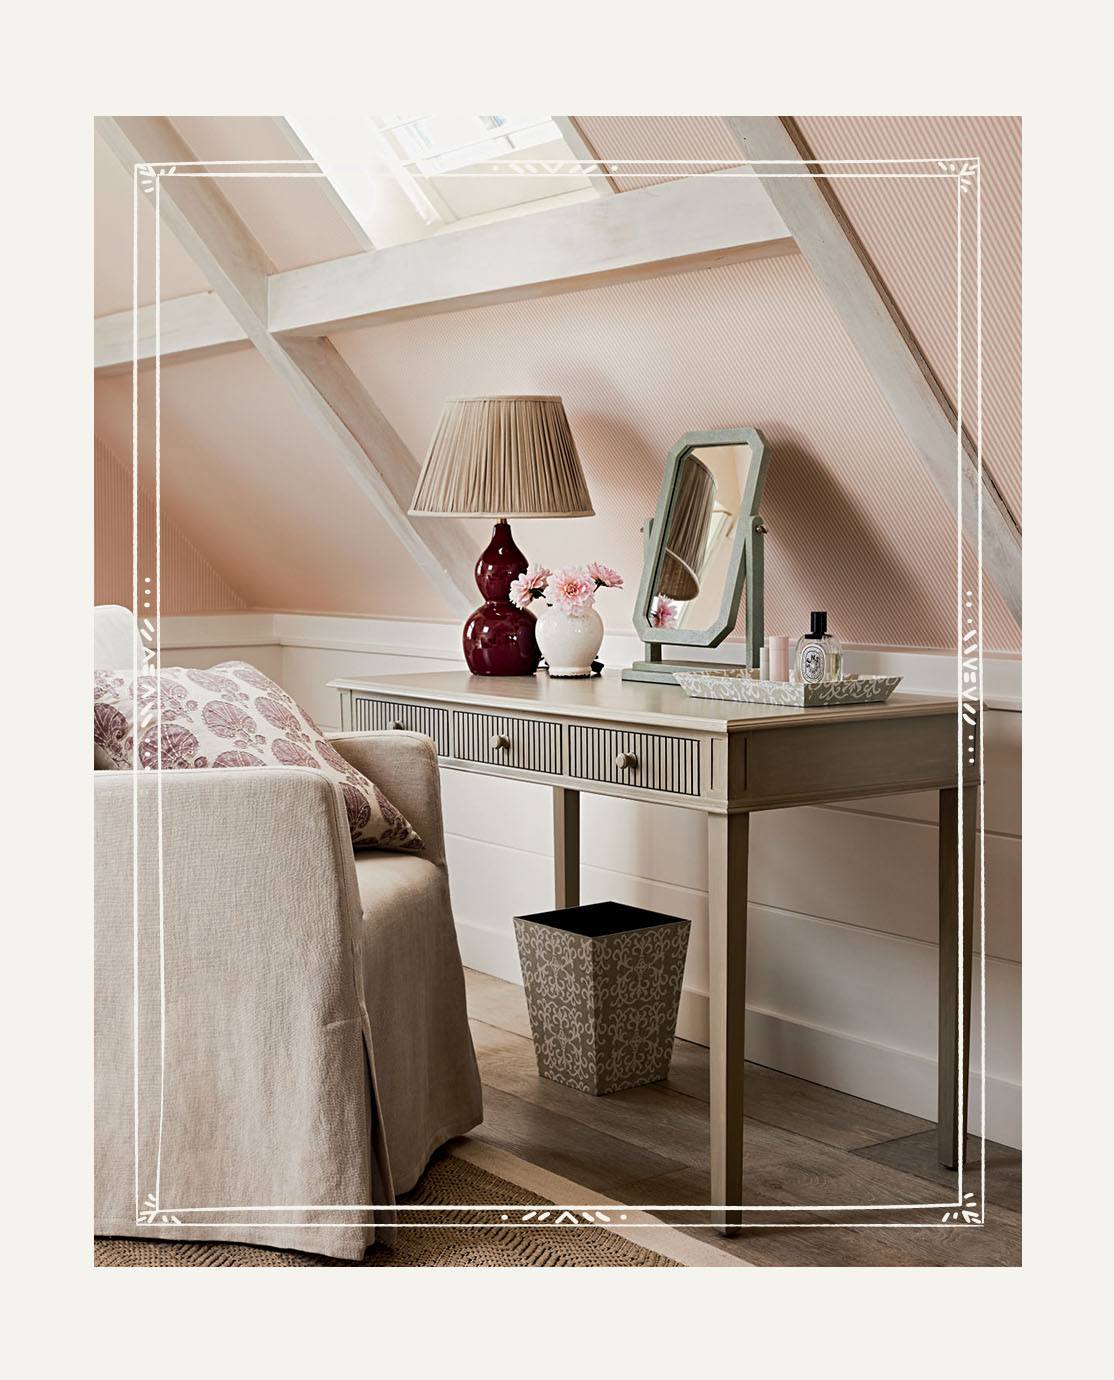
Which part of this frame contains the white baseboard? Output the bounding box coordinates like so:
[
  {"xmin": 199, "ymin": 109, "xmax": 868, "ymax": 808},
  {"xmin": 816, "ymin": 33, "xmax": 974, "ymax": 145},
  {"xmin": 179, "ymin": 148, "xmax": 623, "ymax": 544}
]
[
  {"xmin": 457, "ymin": 916, "xmax": 525, "ymax": 988},
  {"xmin": 455, "ymin": 917, "xmax": 1021, "ymax": 1149}
]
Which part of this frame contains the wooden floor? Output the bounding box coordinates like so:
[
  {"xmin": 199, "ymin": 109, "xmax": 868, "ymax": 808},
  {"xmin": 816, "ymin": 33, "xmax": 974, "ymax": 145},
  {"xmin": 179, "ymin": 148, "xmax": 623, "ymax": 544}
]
[{"xmin": 462, "ymin": 970, "xmax": 1022, "ymax": 1267}]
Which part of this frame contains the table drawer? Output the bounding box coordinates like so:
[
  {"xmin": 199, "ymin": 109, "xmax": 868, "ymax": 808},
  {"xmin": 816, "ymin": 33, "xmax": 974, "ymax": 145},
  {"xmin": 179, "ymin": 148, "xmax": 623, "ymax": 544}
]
[
  {"xmin": 568, "ymin": 725, "xmax": 701, "ymax": 796},
  {"xmin": 351, "ymin": 696, "xmax": 450, "ymax": 753},
  {"xmin": 453, "ymin": 710, "xmax": 563, "ymax": 774}
]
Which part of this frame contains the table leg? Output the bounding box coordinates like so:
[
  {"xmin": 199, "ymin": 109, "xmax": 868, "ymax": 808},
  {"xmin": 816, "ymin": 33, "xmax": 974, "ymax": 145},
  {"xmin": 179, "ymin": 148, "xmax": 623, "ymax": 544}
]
[
  {"xmin": 553, "ymin": 787, "xmax": 580, "ymax": 910},
  {"xmin": 938, "ymin": 784, "xmax": 976, "ymax": 1168},
  {"xmin": 708, "ymin": 811, "xmax": 750, "ymax": 1235}
]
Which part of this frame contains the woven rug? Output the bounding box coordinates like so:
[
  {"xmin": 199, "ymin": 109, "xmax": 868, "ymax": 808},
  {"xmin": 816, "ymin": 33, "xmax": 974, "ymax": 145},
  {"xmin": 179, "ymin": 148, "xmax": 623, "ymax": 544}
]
[{"xmin": 94, "ymin": 1142, "xmax": 739, "ymax": 1268}]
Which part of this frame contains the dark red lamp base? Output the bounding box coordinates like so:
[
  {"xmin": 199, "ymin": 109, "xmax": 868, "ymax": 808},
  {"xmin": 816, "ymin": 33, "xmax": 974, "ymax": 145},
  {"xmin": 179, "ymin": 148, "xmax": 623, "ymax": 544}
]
[{"xmin": 462, "ymin": 521, "xmax": 541, "ymax": 676}]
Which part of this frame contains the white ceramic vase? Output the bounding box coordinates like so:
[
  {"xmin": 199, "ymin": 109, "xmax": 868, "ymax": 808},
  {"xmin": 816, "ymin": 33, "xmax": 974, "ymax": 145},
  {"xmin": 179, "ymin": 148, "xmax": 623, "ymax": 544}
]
[{"xmin": 534, "ymin": 604, "xmax": 604, "ymax": 677}]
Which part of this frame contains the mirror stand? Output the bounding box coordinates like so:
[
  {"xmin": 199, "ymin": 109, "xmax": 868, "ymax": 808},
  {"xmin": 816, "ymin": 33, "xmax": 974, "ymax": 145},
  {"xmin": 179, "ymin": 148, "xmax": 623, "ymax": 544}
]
[{"xmin": 622, "ymin": 514, "xmax": 766, "ymax": 685}]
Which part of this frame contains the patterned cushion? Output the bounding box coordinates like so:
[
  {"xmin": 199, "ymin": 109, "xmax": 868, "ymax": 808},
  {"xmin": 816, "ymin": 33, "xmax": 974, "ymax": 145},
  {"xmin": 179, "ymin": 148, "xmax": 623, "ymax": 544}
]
[{"xmin": 93, "ymin": 660, "xmax": 421, "ymax": 852}]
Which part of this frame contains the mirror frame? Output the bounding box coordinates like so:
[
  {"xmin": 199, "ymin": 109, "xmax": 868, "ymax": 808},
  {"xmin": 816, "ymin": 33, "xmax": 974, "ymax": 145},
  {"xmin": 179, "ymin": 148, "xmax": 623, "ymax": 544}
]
[{"xmin": 632, "ymin": 426, "xmax": 768, "ymax": 648}]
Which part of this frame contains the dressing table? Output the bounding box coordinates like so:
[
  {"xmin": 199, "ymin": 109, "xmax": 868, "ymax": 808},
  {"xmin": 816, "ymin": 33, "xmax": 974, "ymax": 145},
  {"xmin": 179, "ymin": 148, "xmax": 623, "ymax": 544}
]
[{"xmin": 330, "ymin": 667, "xmax": 976, "ymax": 1232}]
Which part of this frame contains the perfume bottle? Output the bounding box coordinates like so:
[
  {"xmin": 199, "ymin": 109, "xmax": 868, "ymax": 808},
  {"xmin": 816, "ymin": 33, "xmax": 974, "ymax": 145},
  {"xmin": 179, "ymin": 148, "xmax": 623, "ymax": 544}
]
[{"xmin": 793, "ymin": 611, "xmax": 843, "ymax": 684}]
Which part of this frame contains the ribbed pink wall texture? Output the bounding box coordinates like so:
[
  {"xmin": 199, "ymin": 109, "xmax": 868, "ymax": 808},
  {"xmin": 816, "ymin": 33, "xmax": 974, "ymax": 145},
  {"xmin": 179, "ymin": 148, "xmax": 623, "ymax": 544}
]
[
  {"xmin": 95, "ymin": 436, "xmax": 248, "ymax": 614},
  {"xmin": 93, "ymin": 356, "xmax": 458, "ymax": 622},
  {"xmin": 94, "ymin": 137, "xmax": 210, "ymax": 317},
  {"xmin": 579, "ymin": 115, "xmax": 1022, "ymax": 525},
  {"xmin": 798, "ymin": 116, "xmax": 1022, "ymax": 524},
  {"xmin": 576, "ymin": 116, "xmax": 744, "ymax": 190},
  {"xmin": 170, "ymin": 118, "xmax": 367, "ymax": 272}
]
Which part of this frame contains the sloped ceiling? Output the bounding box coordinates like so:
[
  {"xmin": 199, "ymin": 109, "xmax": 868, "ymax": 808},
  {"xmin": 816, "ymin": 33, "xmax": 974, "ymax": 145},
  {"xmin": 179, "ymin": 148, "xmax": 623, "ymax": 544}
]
[
  {"xmin": 796, "ymin": 116, "xmax": 1022, "ymax": 524},
  {"xmin": 95, "ymin": 436, "xmax": 247, "ymax": 614},
  {"xmin": 335, "ymin": 250, "xmax": 1018, "ymax": 651},
  {"xmin": 575, "ymin": 116, "xmax": 745, "ymax": 190},
  {"xmin": 169, "ymin": 117, "xmax": 367, "ymax": 271},
  {"xmin": 94, "ymin": 135, "xmax": 209, "ymax": 315},
  {"xmin": 578, "ymin": 115, "xmax": 1022, "ymax": 526},
  {"xmin": 93, "ymin": 115, "xmax": 1022, "ymax": 652},
  {"xmin": 94, "ymin": 353, "xmax": 457, "ymax": 620}
]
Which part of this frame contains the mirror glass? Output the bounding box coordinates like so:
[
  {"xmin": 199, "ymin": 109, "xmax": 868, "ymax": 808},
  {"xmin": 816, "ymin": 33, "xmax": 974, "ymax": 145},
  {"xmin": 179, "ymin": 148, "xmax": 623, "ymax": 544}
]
[{"xmin": 644, "ymin": 442, "xmax": 755, "ymax": 636}]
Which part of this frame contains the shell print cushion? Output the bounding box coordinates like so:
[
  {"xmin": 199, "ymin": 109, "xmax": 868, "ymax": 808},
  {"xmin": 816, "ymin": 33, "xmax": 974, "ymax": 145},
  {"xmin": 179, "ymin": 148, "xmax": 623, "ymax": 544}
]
[{"xmin": 93, "ymin": 661, "xmax": 422, "ymax": 852}]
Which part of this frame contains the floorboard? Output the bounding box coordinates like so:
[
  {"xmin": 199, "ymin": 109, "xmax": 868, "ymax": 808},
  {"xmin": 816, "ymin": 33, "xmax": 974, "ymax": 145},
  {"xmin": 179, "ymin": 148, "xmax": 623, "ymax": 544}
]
[
  {"xmin": 469, "ymin": 1085, "xmax": 689, "ymax": 1199},
  {"xmin": 462, "ymin": 970, "xmax": 1021, "ymax": 1267},
  {"xmin": 853, "ymin": 1130, "xmax": 1022, "ymax": 1215}
]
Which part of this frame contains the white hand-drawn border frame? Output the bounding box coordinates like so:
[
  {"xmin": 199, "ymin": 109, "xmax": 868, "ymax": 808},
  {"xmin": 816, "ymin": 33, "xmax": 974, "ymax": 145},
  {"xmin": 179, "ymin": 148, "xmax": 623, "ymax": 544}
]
[{"xmin": 126, "ymin": 148, "xmax": 991, "ymax": 1234}]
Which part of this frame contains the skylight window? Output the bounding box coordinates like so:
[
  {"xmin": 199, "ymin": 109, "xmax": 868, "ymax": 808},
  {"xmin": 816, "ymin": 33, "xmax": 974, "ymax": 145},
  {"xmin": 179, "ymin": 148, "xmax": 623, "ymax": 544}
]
[
  {"xmin": 374, "ymin": 115, "xmax": 565, "ymax": 175},
  {"xmin": 286, "ymin": 114, "xmax": 599, "ymax": 251}
]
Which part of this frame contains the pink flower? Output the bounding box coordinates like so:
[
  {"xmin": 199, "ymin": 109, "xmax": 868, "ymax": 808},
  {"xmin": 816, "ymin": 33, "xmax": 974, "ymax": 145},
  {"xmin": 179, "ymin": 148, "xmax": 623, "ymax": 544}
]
[
  {"xmin": 588, "ymin": 562, "xmax": 623, "ymax": 589},
  {"xmin": 509, "ymin": 562, "xmax": 550, "ymax": 610},
  {"xmin": 545, "ymin": 566, "xmax": 596, "ymax": 617},
  {"xmin": 649, "ymin": 595, "xmax": 680, "ymax": 629}
]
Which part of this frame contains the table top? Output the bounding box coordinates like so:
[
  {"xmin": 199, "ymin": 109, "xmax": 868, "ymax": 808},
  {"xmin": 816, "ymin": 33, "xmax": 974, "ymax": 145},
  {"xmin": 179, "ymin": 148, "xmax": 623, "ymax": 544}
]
[{"xmin": 329, "ymin": 669, "xmax": 957, "ymax": 734}]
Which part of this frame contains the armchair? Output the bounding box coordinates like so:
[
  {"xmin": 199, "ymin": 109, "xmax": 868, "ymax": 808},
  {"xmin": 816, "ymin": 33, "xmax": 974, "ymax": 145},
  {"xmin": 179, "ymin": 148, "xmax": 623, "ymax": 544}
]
[{"xmin": 93, "ymin": 623, "xmax": 482, "ymax": 1261}]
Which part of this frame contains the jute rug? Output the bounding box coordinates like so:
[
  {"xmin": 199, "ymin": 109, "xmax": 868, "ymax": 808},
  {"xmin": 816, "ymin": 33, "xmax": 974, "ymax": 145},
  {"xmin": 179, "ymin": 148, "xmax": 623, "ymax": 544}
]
[{"xmin": 94, "ymin": 1141, "xmax": 742, "ymax": 1268}]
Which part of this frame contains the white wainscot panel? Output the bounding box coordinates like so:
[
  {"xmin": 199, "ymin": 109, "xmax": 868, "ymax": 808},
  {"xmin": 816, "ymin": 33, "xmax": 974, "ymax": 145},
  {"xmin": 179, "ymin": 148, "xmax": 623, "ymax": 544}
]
[
  {"xmin": 281, "ymin": 645, "xmax": 460, "ymax": 730},
  {"xmin": 824, "ymin": 708, "xmax": 1020, "ymax": 836},
  {"xmin": 445, "ymin": 831, "xmax": 1020, "ymax": 1146},
  {"xmin": 161, "ymin": 642, "xmax": 284, "ymax": 680},
  {"xmin": 750, "ymin": 807, "xmax": 1020, "ymax": 964},
  {"xmin": 441, "ymin": 767, "xmax": 709, "ymax": 892},
  {"xmin": 440, "ymin": 767, "xmax": 1019, "ymax": 964},
  {"xmin": 163, "ymin": 618, "xmax": 1022, "ymax": 1144}
]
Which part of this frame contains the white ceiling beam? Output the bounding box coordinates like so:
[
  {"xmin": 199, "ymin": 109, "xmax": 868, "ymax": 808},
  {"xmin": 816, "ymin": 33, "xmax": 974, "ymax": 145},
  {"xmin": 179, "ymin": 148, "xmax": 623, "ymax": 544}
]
[
  {"xmin": 95, "ymin": 290, "xmax": 248, "ymax": 375},
  {"xmin": 94, "ymin": 116, "xmax": 477, "ymax": 615},
  {"xmin": 269, "ymin": 172, "xmax": 796, "ymax": 337},
  {"xmin": 96, "ymin": 169, "xmax": 795, "ymax": 372},
  {"xmin": 725, "ymin": 116, "xmax": 1021, "ymax": 625}
]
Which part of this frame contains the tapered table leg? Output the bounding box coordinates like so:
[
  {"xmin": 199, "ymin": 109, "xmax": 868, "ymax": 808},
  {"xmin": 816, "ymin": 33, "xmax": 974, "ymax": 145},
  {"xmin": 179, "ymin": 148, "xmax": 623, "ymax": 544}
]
[
  {"xmin": 553, "ymin": 787, "xmax": 580, "ymax": 910},
  {"xmin": 938, "ymin": 784, "xmax": 977, "ymax": 1168},
  {"xmin": 708, "ymin": 811, "xmax": 750, "ymax": 1235}
]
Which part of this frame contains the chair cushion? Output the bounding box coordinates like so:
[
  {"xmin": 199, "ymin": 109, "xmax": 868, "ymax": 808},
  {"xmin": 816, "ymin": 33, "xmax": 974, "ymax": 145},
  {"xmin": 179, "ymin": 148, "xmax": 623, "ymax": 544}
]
[{"xmin": 93, "ymin": 659, "xmax": 421, "ymax": 852}]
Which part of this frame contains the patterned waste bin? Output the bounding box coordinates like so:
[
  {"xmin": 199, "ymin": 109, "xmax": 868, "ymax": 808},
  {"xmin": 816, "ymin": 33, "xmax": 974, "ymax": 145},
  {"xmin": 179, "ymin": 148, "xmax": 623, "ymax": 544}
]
[{"xmin": 513, "ymin": 901, "xmax": 691, "ymax": 1095}]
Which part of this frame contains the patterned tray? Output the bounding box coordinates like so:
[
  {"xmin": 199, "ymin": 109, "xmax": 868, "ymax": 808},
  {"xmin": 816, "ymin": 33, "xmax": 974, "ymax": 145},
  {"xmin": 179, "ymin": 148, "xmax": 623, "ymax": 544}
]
[{"xmin": 673, "ymin": 669, "xmax": 902, "ymax": 707}]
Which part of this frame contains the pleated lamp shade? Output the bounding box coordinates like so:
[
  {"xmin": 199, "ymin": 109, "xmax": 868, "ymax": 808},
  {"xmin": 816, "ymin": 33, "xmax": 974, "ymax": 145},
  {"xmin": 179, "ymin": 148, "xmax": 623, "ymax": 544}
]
[{"xmin": 409, "ymin": 396, "xmax": 594, "ymax": 518}]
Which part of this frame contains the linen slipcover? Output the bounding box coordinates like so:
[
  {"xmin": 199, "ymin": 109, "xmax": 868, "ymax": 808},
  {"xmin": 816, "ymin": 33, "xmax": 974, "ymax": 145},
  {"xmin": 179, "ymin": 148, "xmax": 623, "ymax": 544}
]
[{"xmin": 94, "ymin": 731, "xmax": 483, "ymax": 1260}]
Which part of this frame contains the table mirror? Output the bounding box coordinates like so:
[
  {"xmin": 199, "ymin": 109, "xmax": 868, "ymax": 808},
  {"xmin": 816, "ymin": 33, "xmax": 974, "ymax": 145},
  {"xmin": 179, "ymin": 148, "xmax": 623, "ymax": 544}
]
[{"xmin": 623, "ymin": 427, "xmax": 769, "ymax": 684}]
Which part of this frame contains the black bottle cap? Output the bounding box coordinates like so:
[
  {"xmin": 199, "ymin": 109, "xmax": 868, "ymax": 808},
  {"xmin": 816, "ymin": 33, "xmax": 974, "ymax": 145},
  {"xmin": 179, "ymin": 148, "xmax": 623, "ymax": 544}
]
[{"xmin": 810, "ymin": 611, "xmax": 828, "ymax": 637}]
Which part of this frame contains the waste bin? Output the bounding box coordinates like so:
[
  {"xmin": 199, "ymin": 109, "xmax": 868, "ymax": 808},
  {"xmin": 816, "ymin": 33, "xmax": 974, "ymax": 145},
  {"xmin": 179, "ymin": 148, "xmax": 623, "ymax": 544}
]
[{"xmin": 513, "ymin": 900, "xmax": 691, "ymax": 1095}]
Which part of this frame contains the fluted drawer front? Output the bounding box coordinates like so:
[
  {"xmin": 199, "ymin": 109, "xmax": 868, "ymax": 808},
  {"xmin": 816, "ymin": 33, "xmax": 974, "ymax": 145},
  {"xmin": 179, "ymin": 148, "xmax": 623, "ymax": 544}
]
[
  {"xmin": 453, "ymin": 711, "xmax": 563, "ymax": 774},
  {"xmin": 353, "ymin": 697, "xmax": 450, "ymax": 753},
  {"xmin": 569, "ymin": 725, "xmax": 700, "ymax": 796}
]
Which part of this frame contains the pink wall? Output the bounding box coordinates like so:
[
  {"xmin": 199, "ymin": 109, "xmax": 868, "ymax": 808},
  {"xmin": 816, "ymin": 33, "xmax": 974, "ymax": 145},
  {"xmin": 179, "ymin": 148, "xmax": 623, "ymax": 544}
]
[
  {"xmin": 94, "ymin": 137, "xmax": 209, "ymax": 318},
  {"xmin": 337, "ymin": 249, "xmax": 1018, "ymax": 652},
  {"xmin": 93, "ymin": 115, "xmax": 1021, "ymax": 653},
  {"xmin": 798, "ymin": 116, "xmax": 1021, "ymax": 524},
  {"xmin": 94, "ymin": 356, "xmax": 458, "ymax": 622},
  {"xmin": 170, "ymin": 118, "xmax": 367, "ymax": 272},
  {"xmin": 578, "ymin": 115, "xmax": 1022, "ymax": 527},
  {"xmin": 95, "ymin": 436, "xmax": 247, "ymax": 614}
]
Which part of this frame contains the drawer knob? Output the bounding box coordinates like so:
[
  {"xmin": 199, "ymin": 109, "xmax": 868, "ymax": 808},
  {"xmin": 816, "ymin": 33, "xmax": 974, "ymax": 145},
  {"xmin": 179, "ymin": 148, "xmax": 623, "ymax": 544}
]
[
  {"xmin": 491, "ymin": 733, "xmax": 511, "ymax": 752},
  {"xmin": 615, "ymin": 752, "xmax": 638, "ymax": 772}
]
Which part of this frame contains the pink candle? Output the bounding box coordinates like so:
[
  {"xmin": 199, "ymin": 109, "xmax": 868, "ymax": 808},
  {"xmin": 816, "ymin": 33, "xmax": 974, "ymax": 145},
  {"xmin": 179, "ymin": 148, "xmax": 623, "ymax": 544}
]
[{"xmin": 769, "ymin": 635, "xmax": 790, "ymax": 682}]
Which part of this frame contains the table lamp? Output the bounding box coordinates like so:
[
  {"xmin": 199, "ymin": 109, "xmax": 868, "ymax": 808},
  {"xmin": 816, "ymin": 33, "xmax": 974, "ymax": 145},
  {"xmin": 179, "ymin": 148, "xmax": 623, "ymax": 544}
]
[{"xmin": 410, "ymin": 396, "xmax": 594, "ymax": 675}]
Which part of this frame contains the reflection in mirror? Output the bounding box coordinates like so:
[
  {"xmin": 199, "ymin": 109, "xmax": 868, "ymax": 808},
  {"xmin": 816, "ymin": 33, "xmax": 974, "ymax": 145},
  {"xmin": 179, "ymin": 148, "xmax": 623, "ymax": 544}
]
[{"xmin": 647, "ymin": 444, "xmax": 754, "ymax": 636}]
